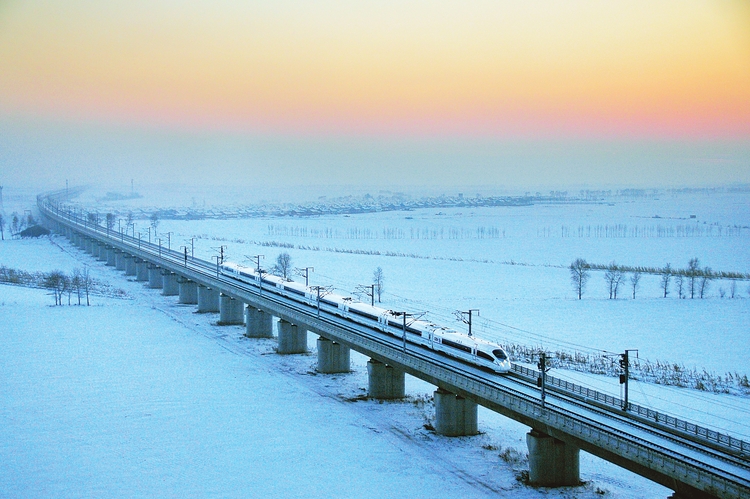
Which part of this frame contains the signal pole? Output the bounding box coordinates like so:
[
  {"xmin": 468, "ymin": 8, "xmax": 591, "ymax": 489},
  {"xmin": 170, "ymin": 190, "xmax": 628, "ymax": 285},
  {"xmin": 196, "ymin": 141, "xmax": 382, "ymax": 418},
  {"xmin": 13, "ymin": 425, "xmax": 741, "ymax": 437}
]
[
  {"xmin": 537, "ymin": 352, "xmax": 551, "ymax": 407},
  {"xmin": 619, "ymin": 349, "xmax": 638, "ymax": 411}
]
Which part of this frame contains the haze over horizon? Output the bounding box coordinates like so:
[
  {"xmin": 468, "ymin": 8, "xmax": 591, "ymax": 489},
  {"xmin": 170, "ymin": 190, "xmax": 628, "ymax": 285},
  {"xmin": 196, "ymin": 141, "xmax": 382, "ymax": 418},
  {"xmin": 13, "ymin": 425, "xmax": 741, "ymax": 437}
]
[{"xmin": 1, "ymin": 1, "xmax": 749, "ymax": 192}]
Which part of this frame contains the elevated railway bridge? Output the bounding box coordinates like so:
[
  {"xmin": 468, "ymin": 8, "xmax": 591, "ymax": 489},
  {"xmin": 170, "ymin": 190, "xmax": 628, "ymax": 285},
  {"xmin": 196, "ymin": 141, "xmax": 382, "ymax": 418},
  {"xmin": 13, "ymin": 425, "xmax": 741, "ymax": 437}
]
[{"xmin": 38, "ymin": 189, "xmax": 749, "ymax": 499}]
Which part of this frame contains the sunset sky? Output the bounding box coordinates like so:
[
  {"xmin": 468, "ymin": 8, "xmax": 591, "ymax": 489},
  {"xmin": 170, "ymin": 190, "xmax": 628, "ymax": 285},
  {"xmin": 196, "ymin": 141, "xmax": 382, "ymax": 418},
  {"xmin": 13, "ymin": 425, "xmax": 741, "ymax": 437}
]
[{"xmin": 1, "ymin": 0, "xmax": 749, "ymax": 191}]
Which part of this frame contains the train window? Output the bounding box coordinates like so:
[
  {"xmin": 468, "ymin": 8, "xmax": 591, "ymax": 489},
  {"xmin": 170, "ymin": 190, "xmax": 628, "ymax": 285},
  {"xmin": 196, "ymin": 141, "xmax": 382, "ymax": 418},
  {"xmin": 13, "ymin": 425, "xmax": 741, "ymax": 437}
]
[
  {"xmin": 492, "ymin": 349, "xmax": 508, "ymax": 360},
  {"xmin": 477, "ymin": 351, "xmax": 494, "ymax": 362},
  {"xmin": 443, "ymin": 339, "xmax": 471, "ymax": 353}
]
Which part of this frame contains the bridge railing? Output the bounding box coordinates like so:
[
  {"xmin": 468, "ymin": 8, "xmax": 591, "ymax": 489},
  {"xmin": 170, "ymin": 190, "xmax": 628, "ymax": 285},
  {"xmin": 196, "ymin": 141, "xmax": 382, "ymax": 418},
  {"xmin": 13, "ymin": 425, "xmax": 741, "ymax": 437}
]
[{"xmin": 512, "ymin": 364, "xmax": 749, "ymax": 457}]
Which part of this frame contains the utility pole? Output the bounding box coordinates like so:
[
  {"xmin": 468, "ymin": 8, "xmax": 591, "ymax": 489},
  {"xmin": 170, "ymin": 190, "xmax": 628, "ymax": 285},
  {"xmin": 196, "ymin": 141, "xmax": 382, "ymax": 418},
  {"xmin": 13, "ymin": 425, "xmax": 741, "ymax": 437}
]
[
  {"xmin": 309, "ymin": 285, "xmax": 332, "ymax": 317},
  {"xmin": 158, "ymin": 238, "xmax": 162, "ymax": 257},
  {"xmin": 619, "ymin": 349, "xmax": 638, "ymax": 411},
  {"xmin": 537, "ymin": 352, "xmax": 551, "ymax": 407},
  {"xmin": 295, "ymin": 267, "xmax": 314, "ymax": 287},
  {"xmin": 455, "ymin": 309, "xmax": 480, "ymax": 337},
  {"xmin": 391, "ymin": 312, "xmax": 425, "ymax": 352},
  {"xmin": 355, "ymin": 284, "xmax": 375, "ymax": 306},
  {"xmin": 250, "ymin": 254, "xmax": 263, "ymax": 272},
  {"xmin": 180, "ymin": 246, "xmax": 189, "ymax": 267},
  {"xmin": 166, "ymin": 232, "xmax": 173, "ymax": 251}
]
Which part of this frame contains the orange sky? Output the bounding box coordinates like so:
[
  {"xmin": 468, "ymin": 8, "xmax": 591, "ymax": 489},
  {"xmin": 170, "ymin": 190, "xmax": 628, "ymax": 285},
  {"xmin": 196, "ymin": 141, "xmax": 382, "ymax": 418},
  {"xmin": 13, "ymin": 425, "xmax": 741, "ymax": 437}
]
[{"xmin": 1, "ymin": 0, "xmax": 749, "ymax": 139}]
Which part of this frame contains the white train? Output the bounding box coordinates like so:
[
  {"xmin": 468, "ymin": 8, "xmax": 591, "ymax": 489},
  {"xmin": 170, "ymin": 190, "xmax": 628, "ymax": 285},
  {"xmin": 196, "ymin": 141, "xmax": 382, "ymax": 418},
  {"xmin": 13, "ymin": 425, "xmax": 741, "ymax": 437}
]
[{"xmin": 220, "ymin": 262, "xmax": 511, "ymax": 374}]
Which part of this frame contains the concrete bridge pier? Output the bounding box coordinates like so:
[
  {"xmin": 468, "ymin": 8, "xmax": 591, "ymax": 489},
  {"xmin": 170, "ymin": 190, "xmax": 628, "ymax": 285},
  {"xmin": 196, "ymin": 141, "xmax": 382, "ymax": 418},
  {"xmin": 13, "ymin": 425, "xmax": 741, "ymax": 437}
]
[
  {"xmin": 219, "ymin": 294, "xmax": 244, "ymax": 325},
  {"xmin": 433, "ymin": 388, "xmax": 478, "ymax": 436},
  {"xmin": 124, "ymin": 255, "xmax": 136, "ymax": 276},
  {"xmin": 245, "ymin": 307, "xmax": 274, "ymax": 338},
  {"xmin": 135, "ymin": 260, "xmax": 149, "ymax": 281},
  {"xmin": 526, "ymin": 429, "xmax": 580, "ymax": 487},
  {"xmin": 162, "ymin": 272, "xmax": 179, "ymax": 296},
  {"xmin": 85, "ymin": 239, "xmax": 94, "ymax": 254},
  {"xmin": 277, "ymin": 319, "xmax": 307, "ymax": 354},
  {"xmin": 148, "ymin": 264, "xmax": 163, "ymax": 289},
  {"xmin": 178, "ymin": 278, "xmax": 198, "ymax": 304},
  {"xmin": 106, "ymin": 247, "xmax": 116, "ymax": 266},
  {"xmin": 115, "ymin": 251, "xmax": 127, "ymax": 271},
  {"xmin": 367, "ymin": 359, "xmax": 405, "ymax": 399},
  {"xmin": 98, "ymin": 244, "xmax": 108, "ymax": 262},
  {"xmin": 197, "ymin": 286, "xmax": 220, "ymax": 313},
  {"xmin": 316, "ymin": 336, "xmax": 350, "ymax": 373}
]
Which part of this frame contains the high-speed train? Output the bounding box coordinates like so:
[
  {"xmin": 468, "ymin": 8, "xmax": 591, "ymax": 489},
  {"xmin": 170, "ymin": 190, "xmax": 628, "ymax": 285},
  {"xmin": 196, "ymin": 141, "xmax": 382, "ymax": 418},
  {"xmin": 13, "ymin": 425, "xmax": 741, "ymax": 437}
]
[{"xmin": 220, "ymin": 261, "xmax": 511, "ymax": 373}]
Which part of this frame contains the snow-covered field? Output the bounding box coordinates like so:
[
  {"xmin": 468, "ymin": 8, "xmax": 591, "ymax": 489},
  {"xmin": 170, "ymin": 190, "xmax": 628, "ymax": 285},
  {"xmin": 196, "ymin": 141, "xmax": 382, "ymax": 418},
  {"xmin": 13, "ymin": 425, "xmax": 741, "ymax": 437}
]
[{"xmin": 1, "ymin": 186, "xmax": 748, "ymax": 497}]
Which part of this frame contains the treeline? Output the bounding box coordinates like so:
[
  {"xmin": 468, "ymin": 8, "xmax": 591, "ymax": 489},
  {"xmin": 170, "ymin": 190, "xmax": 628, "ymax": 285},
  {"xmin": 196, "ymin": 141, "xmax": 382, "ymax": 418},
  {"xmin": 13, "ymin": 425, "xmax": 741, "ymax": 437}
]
[
  {"xmin": 550, "ymin": 223, "xmax": 746, "ymax": 238},
  {"xmin": 0, "ymin": 265, "xmax": 126, "ymax": 305},
  {"xmin": 0, "ymin": 211, "xmax": 37, "ymax": 240},
  {"xmin": 570, "ymin": 257, "xmax": 749, "ymax": 300},
  {"xmin": 266, "ymin": 225, "xmax": 506, "ymax": 240}
]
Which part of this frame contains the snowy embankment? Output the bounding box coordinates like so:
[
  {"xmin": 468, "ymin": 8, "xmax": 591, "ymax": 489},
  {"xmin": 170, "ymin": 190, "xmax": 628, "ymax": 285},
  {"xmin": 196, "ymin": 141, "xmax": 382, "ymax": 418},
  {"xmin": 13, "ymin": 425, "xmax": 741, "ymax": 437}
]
[{"xmin": 0, "ymin": 235, "xmax": 675, "ymax": 498}]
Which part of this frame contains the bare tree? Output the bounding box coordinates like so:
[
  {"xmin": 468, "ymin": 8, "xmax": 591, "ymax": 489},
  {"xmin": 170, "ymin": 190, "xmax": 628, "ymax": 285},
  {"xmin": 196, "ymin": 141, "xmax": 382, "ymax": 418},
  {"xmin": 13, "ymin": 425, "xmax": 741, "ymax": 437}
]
[
  {"xmin": 699, "ymin": 267, "xmax": 712, "ymax": 299},
  {"xmin": 0, "ymin": 213, "xmax": 5, "ymax": 240},
  {"xmin": 660, "ymin": 263, "xmax": 672, "ymax": 298},
  {"xmin": 82, "ymin": 266, "xmax": 92, "ymax": 306},
  {"xmin": 569, "ymin": 258, "xmax": 590, "ymax": 300},
  {"xmin": 44, "ymin": 270, "xmax": 68, "ymax": 305},
  {"xmin": 150, "ymin": 212, "xmax": 160, "ymax": 232},
  {"xmin": 373, "ymin": 266, "xmax": 385, "ymax": 303},
  {"xmin": 71, "ymin": 268, "xmax": 83, "ymax": 305},
  {"xmin": 687, "ymin": 258, "xmax": 700, "ymax": 299},
  {"xmin": 630, "ymin": 271, "xmax": 642, "ymax": 299},
  {"xmin": 105, "ymin": 213, "xmax": 116, "ymax": 233},
  {"xmin": 271, "ymin": 252, "xmax": 293, "ymax": 279},
  {"xmin": 604, "ymin": 261, "xmax": 623, "ymax": 299},
  {"xmin": 11, "ymin": 212, "xmax": 19, "ymax": 236},
  {"xmin": 675, "ymin": 274, "xmax": 685, "ymax": 299}
]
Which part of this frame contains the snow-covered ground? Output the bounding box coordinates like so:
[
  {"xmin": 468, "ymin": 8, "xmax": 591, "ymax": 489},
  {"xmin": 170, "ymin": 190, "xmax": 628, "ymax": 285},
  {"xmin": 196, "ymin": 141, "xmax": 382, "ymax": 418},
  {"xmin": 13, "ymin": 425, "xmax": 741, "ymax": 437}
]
[
  {"xmin": 1, "ymin": 186, "xmax": 748, "ymax": 497},
  {"xmin": 1, "ymin": 234, "xmax": 679, "ymax": 498}
]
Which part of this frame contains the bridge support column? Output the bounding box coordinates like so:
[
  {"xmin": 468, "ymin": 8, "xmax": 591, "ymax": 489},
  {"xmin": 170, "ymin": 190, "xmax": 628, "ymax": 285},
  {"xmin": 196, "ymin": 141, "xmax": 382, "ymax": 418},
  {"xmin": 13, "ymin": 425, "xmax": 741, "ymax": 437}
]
[
  {"xmin": 433, "ymin": 388, "xmax": 478, "ymax": 436},
  {"xmin": 162, "ymin": 272, "xmax": 179, "ymax": 296},
  {"xmin": 367, "ymin": 359, "xmax": 405, "ymax": 399},
  {"xmin": 277, "ymin": 319, "xmax": 307, "ymax": 354},
  {"xmin": 219, "ymin": 294, "xmax": 244, "ymax": 325},
  {"xmin": 135, "ymin": 260, "xmax": 149, "ymax": 281},
  {"xmin": 316, "ymin": 337, "xmax": 350, "ymax": 373},
  {"xmin": 178, "ymin": 279, "xmax": 198, "ymax": 304},
  {"xmin": 124, "ymin": 255, "xmax": 136, "ymax": 276},
  {"xmin": 197, "ymin": 286, "xmax": 220, "ymax": 313},
  {"xmin": 85, "ymin": 239, "xmax": 94, "ymax": 254},
  {"xmin": 106, "ymin": 247, "xmax": 116, "ymax": 266},
  {"xmin": 115, "ymin": 250, "xmax": 127, "ymax": 271},
  {"xmin": 98, "ymin": 245, "xmax": 108, "ymax": 262},
  {"xmin": 526, "ymin": 430, "xmax": 580, "ymax": 487},
  {"xmin": 245, "ymin": 307, "xmax": 274, "ymax": 338},
  {"xmin": 148, "ymin": 265, "xmax": 163, "ymax": 289}
]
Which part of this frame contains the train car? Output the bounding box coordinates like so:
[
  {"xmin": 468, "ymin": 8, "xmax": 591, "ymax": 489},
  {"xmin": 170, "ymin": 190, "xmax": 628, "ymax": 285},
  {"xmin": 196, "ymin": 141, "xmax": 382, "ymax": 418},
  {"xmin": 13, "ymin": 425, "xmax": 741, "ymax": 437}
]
[{"xmin": 219, "ymin": 261, "xmax": 511, "ymax": 373}]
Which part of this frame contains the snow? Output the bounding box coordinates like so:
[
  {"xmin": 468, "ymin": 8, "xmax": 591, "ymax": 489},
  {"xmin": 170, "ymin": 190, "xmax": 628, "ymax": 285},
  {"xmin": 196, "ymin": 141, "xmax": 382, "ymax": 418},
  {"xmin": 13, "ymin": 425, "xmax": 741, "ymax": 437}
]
[
  {"xmin": 2, "ymin": 188, "xmax": 748, "ymax": 498},
  {"xmin": 0, "ymin": 235, "xmax": 674, "ymax": 498}
]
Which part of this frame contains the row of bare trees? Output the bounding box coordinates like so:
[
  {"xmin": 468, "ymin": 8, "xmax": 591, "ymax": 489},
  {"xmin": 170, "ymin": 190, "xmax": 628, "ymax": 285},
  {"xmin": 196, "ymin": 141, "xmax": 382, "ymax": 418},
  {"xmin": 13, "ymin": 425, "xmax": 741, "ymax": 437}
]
[
  {"xmin": 571, "ymin": 258, "xmax": 723, "ymax": 300},
  {"xmin": 43, "ymin": 268, "xmax": 93, "ymax": 306},
  {"xmin": 0, "ymin": 211, "xmax": 37, "ymax": 240}
]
